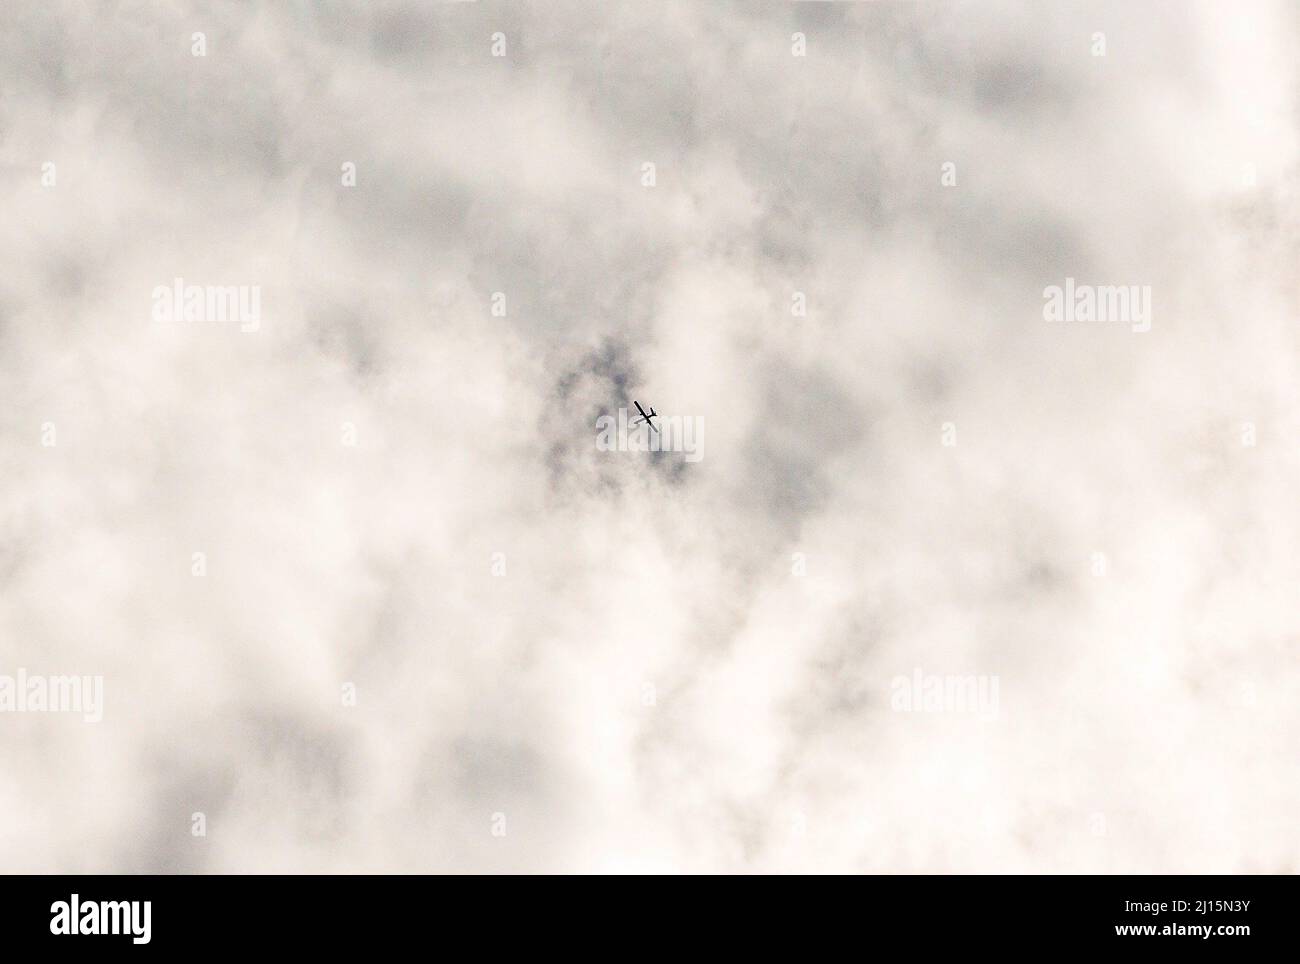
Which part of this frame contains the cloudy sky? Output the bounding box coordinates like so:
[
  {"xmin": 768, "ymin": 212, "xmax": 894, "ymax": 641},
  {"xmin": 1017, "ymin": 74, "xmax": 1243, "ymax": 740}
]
[{"xmin": 0, "ymin": 0, "xmax": 1296, "ymax": 873}]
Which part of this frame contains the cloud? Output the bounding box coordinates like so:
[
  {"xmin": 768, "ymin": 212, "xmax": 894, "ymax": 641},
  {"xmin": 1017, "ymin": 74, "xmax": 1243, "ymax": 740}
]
[{"xmin": 0, "ymin": 0, "xmax": 1295, "ymax": 872}]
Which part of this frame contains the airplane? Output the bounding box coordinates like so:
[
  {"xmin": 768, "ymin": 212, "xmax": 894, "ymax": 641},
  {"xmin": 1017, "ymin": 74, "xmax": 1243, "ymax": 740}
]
[{"xmin": 631, "ymin": 400, "xmax": 659, "ymax": 433}]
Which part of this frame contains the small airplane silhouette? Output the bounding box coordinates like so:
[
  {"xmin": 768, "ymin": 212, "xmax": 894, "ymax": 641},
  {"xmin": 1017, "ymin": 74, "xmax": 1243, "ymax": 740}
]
[{"xmin": 631, "ymin": 400, "xmax": 659, "ymax": 433}]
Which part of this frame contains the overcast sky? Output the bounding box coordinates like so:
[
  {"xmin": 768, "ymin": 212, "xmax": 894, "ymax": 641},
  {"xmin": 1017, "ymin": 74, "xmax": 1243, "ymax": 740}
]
[{"xmin": 1, "ymin": 0, "xmax": 1296, "ymax": 872}]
